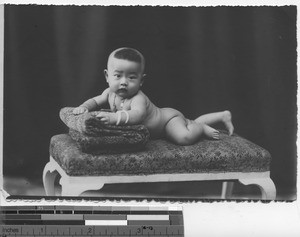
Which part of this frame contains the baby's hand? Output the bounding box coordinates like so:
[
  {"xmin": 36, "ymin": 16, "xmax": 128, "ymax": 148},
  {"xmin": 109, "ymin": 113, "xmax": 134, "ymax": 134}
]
[
  {"xmin": 96, "ymin": 111, "xmax": 117, "ymax": 125},
  {"xmin": 73, "ymin": 106, "xmax": 88, "ymax": 115}
]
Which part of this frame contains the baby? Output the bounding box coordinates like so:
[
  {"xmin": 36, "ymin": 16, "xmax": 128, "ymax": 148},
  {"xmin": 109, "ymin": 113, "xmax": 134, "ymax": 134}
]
[{"xmin": 73, "ymin": 47, "xmax": 234, "ymax": 145}]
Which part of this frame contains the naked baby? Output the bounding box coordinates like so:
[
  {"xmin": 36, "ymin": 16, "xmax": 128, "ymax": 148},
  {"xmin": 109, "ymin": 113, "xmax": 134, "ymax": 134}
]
[{"xmin": 73, "ymin": 47, "xmax": 234, "ymax": 145}]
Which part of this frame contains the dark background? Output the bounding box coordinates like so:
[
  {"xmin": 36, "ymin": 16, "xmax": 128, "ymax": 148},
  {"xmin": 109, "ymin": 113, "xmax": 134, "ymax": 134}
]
[{"xmin": 3, "ymin": 5, "xmax": 297, "ymax": 199}]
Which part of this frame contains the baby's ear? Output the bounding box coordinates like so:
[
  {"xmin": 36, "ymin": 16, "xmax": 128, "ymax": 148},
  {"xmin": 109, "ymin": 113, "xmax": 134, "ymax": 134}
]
[
  {"xmin": 104, "ymin": 69, "xmax": 109, "ymax": 82},
  {"xmin": 140, "ymin": 74, "xmax": 146, "ymax": 86}
]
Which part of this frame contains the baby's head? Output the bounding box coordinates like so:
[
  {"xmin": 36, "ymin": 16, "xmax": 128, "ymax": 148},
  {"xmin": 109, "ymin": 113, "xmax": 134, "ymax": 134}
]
[
  {"xmin": 105, "ymin": 48, "xmax": 146, "ymax": 98},
  {"xmin": 107, "ymin": 47, "xmax": 145, "ymax": 73}
]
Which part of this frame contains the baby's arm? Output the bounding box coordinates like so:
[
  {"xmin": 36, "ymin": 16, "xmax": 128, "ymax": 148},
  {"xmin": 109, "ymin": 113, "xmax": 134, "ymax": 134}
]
[
  {"xmin": 96, "ymin": 93, "xmax": 147, "ymax": 125},
  {"xmin": 125, "ymin": 94, "xmax": 148, "ymax": 124},
  {"xmin": 73, "ymin": 88, "xmax": 110, "ymax": 115}
]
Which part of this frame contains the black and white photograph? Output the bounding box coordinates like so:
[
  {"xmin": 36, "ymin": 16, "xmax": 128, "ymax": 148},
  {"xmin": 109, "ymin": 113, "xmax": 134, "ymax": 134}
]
[{"xmin": 2, "ymin": 4, "xmax": 297, "ymax": 201}]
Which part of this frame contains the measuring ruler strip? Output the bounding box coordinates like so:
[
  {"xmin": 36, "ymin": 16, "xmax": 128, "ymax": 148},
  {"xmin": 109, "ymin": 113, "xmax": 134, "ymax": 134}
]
[
  {"xmin": 0, "ymin": 206, "xmax": 184, "ymax": 236},
  {"xmin": 1, "ymin": 225, "xmax": 184, "ymax": 236}
]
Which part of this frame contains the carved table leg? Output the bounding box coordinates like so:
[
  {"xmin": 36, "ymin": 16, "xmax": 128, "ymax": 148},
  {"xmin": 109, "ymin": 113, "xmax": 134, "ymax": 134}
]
[
  {"xmin": 221, "ymin": 181, "xmax": 235, "ymax": 199},
  {"xmin": 239, "ymin": 177, "xmax": 276, "ymax": 200},
  {"xmin": 43, "ymin": 161, "xmax": 59, "ymax": 196}
]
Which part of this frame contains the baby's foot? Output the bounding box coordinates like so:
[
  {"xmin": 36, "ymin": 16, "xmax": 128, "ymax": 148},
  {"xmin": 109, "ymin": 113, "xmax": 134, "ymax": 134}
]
[
  {"xmin": 223, "ymin": 110, "xmax": 234, "ymax": 136},
  {"xmin": 203, "ymin": 125, "xmax": 220, "ymax": 140}
]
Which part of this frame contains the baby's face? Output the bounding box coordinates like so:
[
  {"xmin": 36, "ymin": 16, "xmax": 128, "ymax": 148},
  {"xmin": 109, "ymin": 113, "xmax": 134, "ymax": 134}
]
[{"xmin": 105, "ymin": 58, "xmax": 144, "ymax": 99}]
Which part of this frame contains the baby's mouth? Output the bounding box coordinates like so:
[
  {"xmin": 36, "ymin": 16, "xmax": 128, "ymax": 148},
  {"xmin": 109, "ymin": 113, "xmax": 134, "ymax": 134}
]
[{"xmin": 117, "ymin": 88, "xmax": 127, "ymax": 93}]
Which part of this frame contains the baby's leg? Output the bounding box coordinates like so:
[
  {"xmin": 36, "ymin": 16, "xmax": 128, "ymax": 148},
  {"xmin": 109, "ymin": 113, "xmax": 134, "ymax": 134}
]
[
  {"xmin": 165, "ymin": 115, "xmax": 205, "ymax": 145},
  {"xmin": 195, "ymin": 110, "xmax": 234, "ymax": 135}
]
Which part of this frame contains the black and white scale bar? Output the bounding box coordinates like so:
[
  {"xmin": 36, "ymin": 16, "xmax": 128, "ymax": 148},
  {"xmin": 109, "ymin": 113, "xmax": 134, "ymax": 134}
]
[
  {"xmin": 0, "ymin": 206, "xmax": 184, "ymax": 236},
  {"xmin": 1, "ymin": 225, "xmax": 184, "ymax": 236}
]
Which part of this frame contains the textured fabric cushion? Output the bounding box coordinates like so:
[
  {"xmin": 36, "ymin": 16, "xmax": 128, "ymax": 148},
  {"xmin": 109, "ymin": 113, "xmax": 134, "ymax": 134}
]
[
  {"xmin": 59, "ymin": 107, "xmax": 150, "ymax": 154},
  {"xmin": 60, "ymin": 107, "xmax": 150, "ymax": 137},
  {"xmin": 69, "ymin": 129, "xmax": 147, "ymax": 154},
  {"xmin": 50, "ymin": 131, "xmax": 271, "ymax": 176}
]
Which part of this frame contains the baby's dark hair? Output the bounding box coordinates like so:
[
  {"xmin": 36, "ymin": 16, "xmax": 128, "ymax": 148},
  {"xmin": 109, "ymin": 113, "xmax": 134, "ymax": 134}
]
[{"xmin": 109, "ymin": 47, "xmax": 145, "ymax": 72}]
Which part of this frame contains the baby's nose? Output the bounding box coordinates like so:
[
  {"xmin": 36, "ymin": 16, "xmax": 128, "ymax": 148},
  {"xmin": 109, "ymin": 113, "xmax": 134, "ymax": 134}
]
[{"xmin": 120, "ymin": 77, "xmax": 128, "ymax": 85}]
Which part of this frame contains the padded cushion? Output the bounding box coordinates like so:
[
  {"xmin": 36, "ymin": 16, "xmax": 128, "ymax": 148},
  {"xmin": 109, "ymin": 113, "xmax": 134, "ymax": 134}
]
[
  {"xmin": 50, "ymin": 132, "xmax": 271, "ymax": 176},
  {"xmin": 59, "ymin": 107, "xmax": 150, "ymax": 154}
]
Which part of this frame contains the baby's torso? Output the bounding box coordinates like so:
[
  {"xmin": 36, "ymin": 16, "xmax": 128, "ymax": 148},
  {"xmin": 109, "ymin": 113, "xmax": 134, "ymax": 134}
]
[{"xmin": 107, "ymin": 91, "xmax": 177, "ymax": 138}]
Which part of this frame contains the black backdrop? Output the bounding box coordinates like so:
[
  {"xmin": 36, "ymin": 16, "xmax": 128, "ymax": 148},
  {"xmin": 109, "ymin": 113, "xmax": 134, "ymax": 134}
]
[{"xmin": 3, "ymin": 5, "xmax": 297, "ymax": 199}]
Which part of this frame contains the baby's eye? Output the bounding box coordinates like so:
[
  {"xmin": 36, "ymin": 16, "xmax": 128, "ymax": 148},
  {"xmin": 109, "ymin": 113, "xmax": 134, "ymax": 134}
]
[
  {"xmin": 114, "ymin": 74, "xmax": 121, "ymax": 78},
  {"xmin": 129, "ymin": 76, "xmax": 137, "ymax": 80}
]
